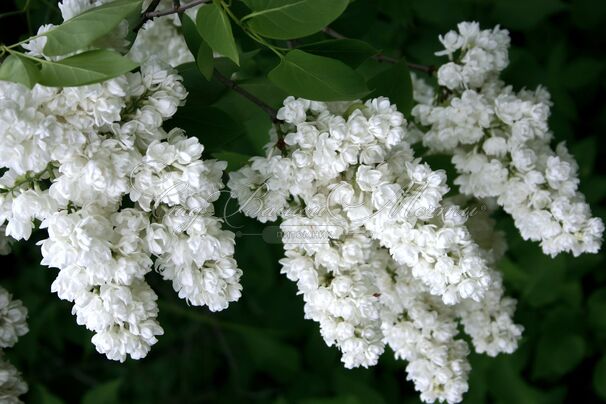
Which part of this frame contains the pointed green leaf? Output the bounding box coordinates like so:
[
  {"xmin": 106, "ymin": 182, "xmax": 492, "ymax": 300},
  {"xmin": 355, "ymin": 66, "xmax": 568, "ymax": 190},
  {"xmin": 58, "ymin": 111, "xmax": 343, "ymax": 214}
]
[
  {"xmin": 196, "ymin": 3, "xmax": 239, "ymax": 65},
  {"xmin": 196, "ymin": 41, "xmax": 214, "ymax": 81},
  {"xmin": 43, "ymin": 0, "xmax": 143, "ymax": 56},
  {"xmin": 38, "ymin": 49, "xmax": 138, "ymax": 87},
  {"xmin": 175, "ymin": 62, "xmax": 227, "ymax": 106},
  {"xmin": 298, "ymin": 39, "xmax": 377, "ymax": 68},
  {"xmin": 368, "ymin": 59, "xmax": 413, "ymax": 115},
  {"xmin": 0, "ymin": 54, "xmax": 40, "ymax": 88},
  {"xmin": 243, "ymin": 0, "xmax": 349, "ymax": 40},
  {"xmin": 181, "ymin": 13, "xmax": 214, "ymax": 80},
  {"xmin": 82, "ymin": 380, "xmax": 122, "ymax": 404},
  {"xmin": 268, "ymin": 50, "xmax": 368, "ymax": 101},
  {"xmin": 180, "ymin": 13, "xmax": 202, "ymax": 55}
]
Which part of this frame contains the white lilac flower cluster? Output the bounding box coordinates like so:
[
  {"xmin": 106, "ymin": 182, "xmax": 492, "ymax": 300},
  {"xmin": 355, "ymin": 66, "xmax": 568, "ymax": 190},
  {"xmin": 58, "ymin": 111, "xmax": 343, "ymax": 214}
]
[
  {"xmin": 412, "ymin": 21, "xmax": 604, "ymax": 257},
  {"xmin": 0, "ymin": 1, "xmax": 241, "ymax": 361},
  {"xmin": 129, "ymin": 0, "xmax": 197, "ymax": 67},
  {"xmin": 228, "ymin": 97, "xmax": 523, "ymax": 403},
  {"xmin": 0, "ymin": 286, "xmax": 29, "ymax": 403}
]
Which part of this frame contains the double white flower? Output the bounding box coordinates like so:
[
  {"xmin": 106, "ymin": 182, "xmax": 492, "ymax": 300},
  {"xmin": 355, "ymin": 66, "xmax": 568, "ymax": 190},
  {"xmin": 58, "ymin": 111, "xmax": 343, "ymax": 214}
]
[
  {"xmin": 229, "ymin": 96, "xmax": 523, "ymax": 403},
  {"xmin": 413, "ymin": 22, "xmax": 604, "ymax": 257},
  {"xmin": 0, "ymin": 0, "xmax": 241, "ymax": 362}
]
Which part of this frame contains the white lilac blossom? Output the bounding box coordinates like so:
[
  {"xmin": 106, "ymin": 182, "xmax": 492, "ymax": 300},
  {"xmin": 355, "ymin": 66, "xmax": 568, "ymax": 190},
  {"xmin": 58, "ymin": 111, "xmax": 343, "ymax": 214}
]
[
  {"xmin": 434, "ymin": 21, "xmax": 510, "ymax": 90},
  {"xmin": 0, "ymin": 286, "xmax": 29, "ymax": 403},
  {"xmin": 129, "ymin": 0, "xmax": 198, "ymax": 67},
  {"xmin": 0, "ymin": 355, "xmax": 28, "ymax": 404},
  {"xmin": 230, "ymin": 97, "xmax": 493, "ymax": 305},
  {"xmin": 412, "ymin": 21, "xmax": 604, "ymax": 257},
  {"xmin": 229, "ymin": 96, "xmax": 522, "ymax": 403},
  {"xmin": 0, "ymin": 287, "xmax": 28, "ymax": 350},
  {"xmin": 132, "ymin": 133, "xmax": 242, "ymax": 311},
  {"xmin": 0, "ymin": 2, "xmax": 241, "ymax": 361}
]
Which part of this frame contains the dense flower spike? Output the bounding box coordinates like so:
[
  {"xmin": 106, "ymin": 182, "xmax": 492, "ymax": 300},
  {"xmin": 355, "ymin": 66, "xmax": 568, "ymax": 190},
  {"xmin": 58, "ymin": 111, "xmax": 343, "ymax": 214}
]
[
  {"xmin": 0, "ymin": 286, "xmax": 28, "ymax": 403},
  {"xmin": 229, "ymin": 96, "xmax": 523, "ymax": 403},
  {"xmin": 412, "ymin": 21, "xmax": 604, "ymax": 257},
  {"xmin": 0, "ymin": 0, "xmax": 241, "ymax": 361}
]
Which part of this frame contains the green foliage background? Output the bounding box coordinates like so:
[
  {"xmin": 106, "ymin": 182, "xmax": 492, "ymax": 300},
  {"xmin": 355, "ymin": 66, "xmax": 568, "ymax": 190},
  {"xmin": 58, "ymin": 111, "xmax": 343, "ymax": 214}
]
[{"xmin": 1, "ymin": 0, "xmax": 606, "ymax": 402}]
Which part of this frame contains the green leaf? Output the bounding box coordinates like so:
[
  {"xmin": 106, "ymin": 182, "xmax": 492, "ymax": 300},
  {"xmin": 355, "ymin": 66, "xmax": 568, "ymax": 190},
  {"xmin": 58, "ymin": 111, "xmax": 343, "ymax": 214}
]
[
  {"xmin": 196, "ymin": 41, "xmax": 215, "ymax": 81},
  {"xmin": 38, "ymin": 49, "xmax": 138, "ymax": 87},
  {"xmin": 30, "ymin": 384, "xmax": 65, "ymax": 404},
  {"xmin": 42, "ymin": 0, "xmax": 142, "ymax": 56},
  {"xmin": 212, "ymin": 151, "xmax": 252, "ymax": 171},
  {"xmin": 243, "ymin": 0, "xmax": 349, "ymax": 40},
  {"xmin": 213, "ymin": 77, "xmax": 284, "ymax": 154},
  {"xmin": 298, "ymin": 39, "xmax": 377, "ymax": 67},
  {"xmin": 522, "ymin": 252, "xmax": 566, "ymax": 307},
  {"xmin": 168, "ymin": 106, "xmax": 246, "ymax": 154},
  {"xmin": 563, "ymin": 58, "xmax": 603, "ymax": 89},
  {"xmin": 237, "ymin": 77, "xmax": 288, "ymax": 107},
  {"xmin": 594, "ymin": 355, "xmax": 606, "ymax": 400},
  {"xmin": 180, "ymin": 13, "xmax": 202, "ymax": 55},
  {"xmin": 532, "ymin": 333, "xmax": 585, "ymax": 379},
  {"xmin": 583, "ymin": 177, "xmax": 606, "ymax": 204},
  {"xmin": 571, "ymin": 136, "xmax": 597, "ymax": 177},
  {"xmin": 268, "ymin": 50, "xmax": 368, "ymax": 101},
  {"xmin": 334, "ymin": 372, "xmax": 387, "ymax": 404},
  {"xmin": 587, "ymin": 289, "xmax": 606, "ymax": 334},
  {"xmin": 175, "ymin": 62, "xmax": 225, "ymax": 105},
  {"xmin": 180, "ymin": 13, "xmax": 214, "ymax": 80},
  {"xmin": 82, "ymin": 380, "xmax": 122, "ymax": 404},
  {"xmin": 491, "ymin": 0, "xmax": 567, "ymax": 30},
  {"xmin": 367, "ymin": 60, "xmax": 413, "ymax": 115},
  {"xmin": 488, "ymin": 356, "xmax": 564, "ymax": 404},
  {"xmin": 0, "ymin": 54, "xmax": 40, "ymax": 88},
  {"xmin": 241, "ymin": 331, "xmax": 301, "ymax": 381},
  {"xmin": 196, "ymin": 3, "xmax": 239, "ymax": 65}
]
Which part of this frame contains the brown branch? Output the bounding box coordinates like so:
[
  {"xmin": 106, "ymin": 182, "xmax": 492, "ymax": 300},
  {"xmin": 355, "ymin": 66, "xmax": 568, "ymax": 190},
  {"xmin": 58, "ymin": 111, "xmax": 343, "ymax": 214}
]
[
  {"xmin": 134, "ymin": 0, "xmax": 208, "ymax": 31},
  {"xmin": 133, "ymin": 0, "xmax": 161, "ymax": 31},
  {"xmin": 322, "ymin": 27, "xmax": 435, "ymax": 74},
  {"xmin": 213, "ymin": 70, "xmax": 279, "ymax": 123},
  {"xmin": 147, "ymin": 0, "xmax": 208, "ymax": 18}
]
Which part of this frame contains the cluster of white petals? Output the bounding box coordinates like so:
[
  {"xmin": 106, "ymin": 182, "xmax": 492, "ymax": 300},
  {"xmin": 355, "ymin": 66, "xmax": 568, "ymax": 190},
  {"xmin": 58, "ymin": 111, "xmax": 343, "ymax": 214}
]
[
  {"xmin": 0, "ymin": 1, "xmax": 241, "ymax": 361},
  {"xmin": 229, "ymin": 96, "xmax": 523, "ymax": 403},
  {"xmin": 0, "ymin": 286, "xmax": 28, "ymax": 403},
  {"xmin": 129, "ymin": 0, "xmax": 197, "ymax": 67},
  {"xmin": 435, "ymin": 21, "xmax": 510, "ymax": 90},
  {"xmin": 412, "ymin": 21, "xmax": 604, "ymax": 257}
]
